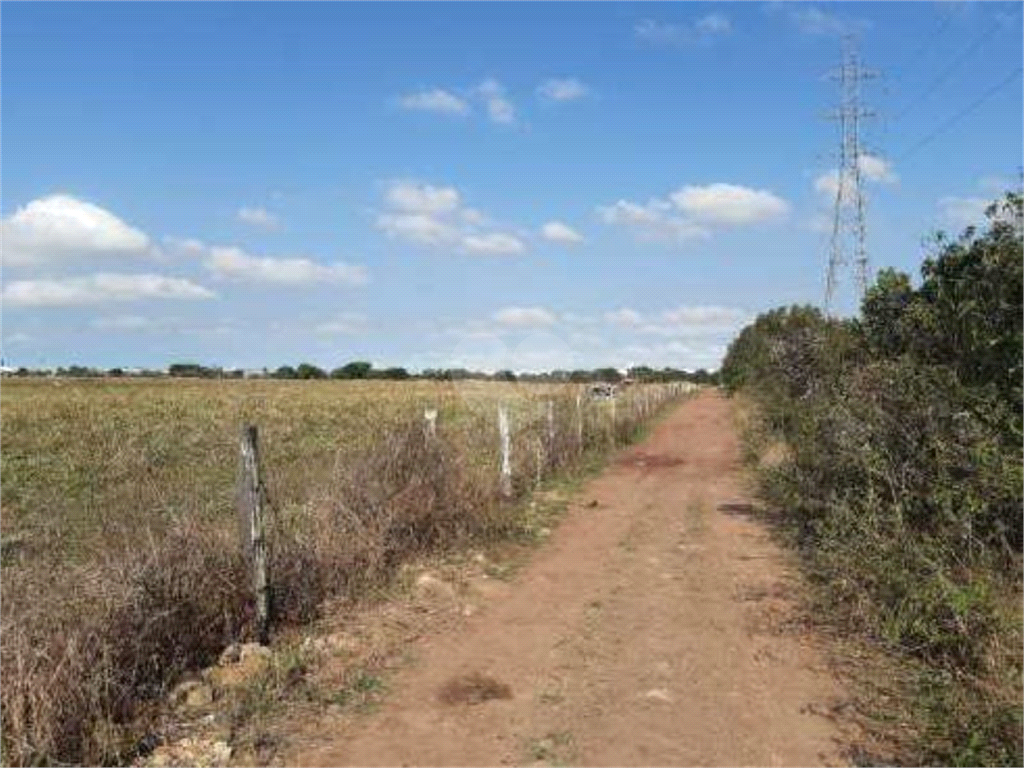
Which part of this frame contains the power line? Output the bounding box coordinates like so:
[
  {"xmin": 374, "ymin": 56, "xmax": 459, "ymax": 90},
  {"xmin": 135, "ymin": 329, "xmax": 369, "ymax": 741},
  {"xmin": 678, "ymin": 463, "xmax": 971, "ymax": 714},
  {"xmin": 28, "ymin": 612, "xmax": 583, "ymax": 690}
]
[
  {"xmin": 887, "ymin": 12, "xmax": 954, "ymax": 84},
  {"xmin": 896, "ymin": 66, "xmax": 1023, "ymax": 162},
  {"xmin": 891, "ymin": 11, "xmax": 1015, "ymax": 123}
]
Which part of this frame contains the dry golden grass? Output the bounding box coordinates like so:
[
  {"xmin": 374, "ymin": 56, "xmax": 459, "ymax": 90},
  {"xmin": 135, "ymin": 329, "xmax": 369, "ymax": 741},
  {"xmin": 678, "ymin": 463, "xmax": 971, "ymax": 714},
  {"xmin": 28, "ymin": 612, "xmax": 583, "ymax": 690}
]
[{"xmin": 0, "ymin": 377, "xmax": 692, "ymax": 765}]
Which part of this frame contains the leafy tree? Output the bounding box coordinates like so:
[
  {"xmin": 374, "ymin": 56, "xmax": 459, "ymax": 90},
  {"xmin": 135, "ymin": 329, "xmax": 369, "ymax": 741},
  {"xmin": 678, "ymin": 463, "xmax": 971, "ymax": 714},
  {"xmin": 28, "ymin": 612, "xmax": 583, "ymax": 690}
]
[
  {"xmin": 332, "ymin": 361, "xmax": 373, "ymax": 379},
  {"xmin": 273, "ymin": 365, "xmax": 297, "ymax": 379},
  {"xmin": 295, "ymin": 363, "xmax": 327, "ymax": 379}
]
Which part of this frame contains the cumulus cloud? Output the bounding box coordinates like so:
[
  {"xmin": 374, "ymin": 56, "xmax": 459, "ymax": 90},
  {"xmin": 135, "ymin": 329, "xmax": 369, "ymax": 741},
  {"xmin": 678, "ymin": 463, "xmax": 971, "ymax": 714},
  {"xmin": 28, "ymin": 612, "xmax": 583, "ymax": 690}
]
[
  {"xmin": 237, "ymin": 206, "xmax": 280, "ymax": 230},
  {"xmin": 540, "ymin": 221, "xmax": 585, "ymax": 245},
  {"xmin": 493, "ymin": 306, "xmax": 557, "ymax": 328},
  {"xmin": 814, "ymin": 155, "xmax": 899, "ymax": 198},
  {"xmin": 462, "ymin": 232, "xmax": 526, "ymax": 255},
  {"xmin": 476, "ymin": 79, "xmax": 515, "ymax": 124},
  {"xmin": 656, "ymin": 305, "xmax": 748, "ymax": 330},
  {"xmin": 1, "ymin": 194, "xmax": 151, "ymax": 267},
  {"xmin": 386, "ymin": 182, "xmax": 461, "ymax": 214},
  {"xmin": 376, "ymin": 180, "xmax": 527, "ymax": 255},
  {"xmin": 3, "ymin": 274, "xmax": 216, "ymax": 307},
  {"xmin": 376, "ymin": 212, "xmax": 460, "ymax": 245},
  {"xmin": 597, "ymin": 198, "xmax": 710, "ymax": 243},
  {"xmin": 537, "ymin": 78, "xmax": 589, "ymax": 102},
  {"xmin": 669, "ymin": 184, "xmax": 790, "ymax": 224},
  {"xmin": 204, "ymin": 246, "xmax": 368, "ymax": 285},
  {"xmin": 396, "ymin": 89, "xmax": 470, "ymax": 115},
  {"xmin": 634, "ymin": 14, "xmax": 732, "ymax": 45}
]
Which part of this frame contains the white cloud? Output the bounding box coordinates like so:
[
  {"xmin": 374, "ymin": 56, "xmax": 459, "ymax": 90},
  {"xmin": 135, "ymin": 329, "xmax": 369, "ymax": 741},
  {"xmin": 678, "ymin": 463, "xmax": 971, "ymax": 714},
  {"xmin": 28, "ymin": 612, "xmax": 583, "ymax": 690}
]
[
  {"xmin": 634, "ymin": 14, "xmax": 731, "ymax": 45},
  {"xmin": 493, "ymin": 306, "xmax": 557, "ymax": 328},
  {"xmin": 396, "ymin": 89, "xmax": 470, "ymax": 115},
  {"xmin": 376, "ymin": 212, "xmax": 460, "ymax": 245},
  {"xmin": 938, "ymin": 197, "xmax": 992, "ymax": 230},
  {"xmin": 537, "ymin": 78, "xmax": 589, "ymax": 102},
  {"xmin": 204, "ymin": 246, "xmax": 368, "ymax": 285},
  {"xmin": 476, "ymin": 79, "xmax": 515, "ymax": 124},
  {"xmin": 386, "ymin": 182, "xmax": 461, "ymax": 214},
  {"xmin": 597, "ymin": 198, "xmax": 710, "ymax": 243},
  {"xmin": 814, "ymin": 155, "xmax": 899, "ymax": 198},
  {"xmin": 669, "ymin": 183, "xmax": 790, "ymax": 224},
  {"xmin": 3, "ymin": 274, "xmax": 216, "ymax": 307},
  {"xmin": 605, "ymin": 308, "xmax": 643, "ymax": 327},
  {"xmin": 315, "ymin": 313, "xmax": 367, "ymax": 335},
  {"xmin": 2, "ymin": 194, "xmax": 151, "ymax": 267},
  {"xmin": 540, "ymin": 221, "xmax": 585, "ymax": 245},
  {"xmin": 598, "ymin": 199, "xmax": 666, "ymax": 226},
  {"xmin": 658, "ymin": 305, "xmax": 748, "ymax": 329},
  {"xmin": 237, "ymin": 206, "xmax": 280, "ymax": 230},
  {"xmin": 858, "ymin": 155, "xmax": 898, "ymax": 184},
  {"xmin": 605, "ymin": 305, "xmax": 748, "ymax": 338},
  {"xmin": 462, "ymin": 232, "xmax": 526, "ymax": 255},
  {"xmin": 376, "ymin": 181, "xmax": 527, "ymax": 255}
]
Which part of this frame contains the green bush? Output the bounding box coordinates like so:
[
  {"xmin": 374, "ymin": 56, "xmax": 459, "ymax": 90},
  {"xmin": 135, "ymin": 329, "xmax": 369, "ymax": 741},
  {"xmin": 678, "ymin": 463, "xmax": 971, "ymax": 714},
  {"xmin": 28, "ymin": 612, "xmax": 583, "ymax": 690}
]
[{"xmin": 723, "ymin": 191, "xmax": 1023, "ymax": 765}]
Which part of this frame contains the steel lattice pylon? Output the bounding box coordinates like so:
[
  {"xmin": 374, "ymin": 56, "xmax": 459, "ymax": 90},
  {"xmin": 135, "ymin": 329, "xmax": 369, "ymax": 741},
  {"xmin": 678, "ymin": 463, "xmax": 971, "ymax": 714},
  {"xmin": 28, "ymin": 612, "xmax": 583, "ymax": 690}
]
[{"xmin": 825, "ymin": 35, "xmax": 878, "ymax": 313}]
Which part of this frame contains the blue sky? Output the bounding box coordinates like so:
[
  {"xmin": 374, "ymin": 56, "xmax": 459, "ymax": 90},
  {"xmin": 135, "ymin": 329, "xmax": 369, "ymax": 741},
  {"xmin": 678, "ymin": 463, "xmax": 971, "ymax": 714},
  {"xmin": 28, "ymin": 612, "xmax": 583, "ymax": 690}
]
[{"xmin": 2, "ymin": 1, "xmax": 1021, "ymax": 372}]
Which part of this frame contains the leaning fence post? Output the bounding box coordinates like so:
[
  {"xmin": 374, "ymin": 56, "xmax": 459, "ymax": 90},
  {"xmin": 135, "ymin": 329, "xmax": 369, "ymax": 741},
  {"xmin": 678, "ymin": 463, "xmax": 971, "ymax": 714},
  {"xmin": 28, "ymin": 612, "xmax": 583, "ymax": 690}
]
[
  {"xmin": 424, "ymin": 408, "xmax": 438, "ymax": 438},
  {"xmin": 238, "ymin": 425, "xmax": 270, "ymax": 645},
  {"xmin": 498, "ymin": 404, "xmax": 512, "ymax": 497}
]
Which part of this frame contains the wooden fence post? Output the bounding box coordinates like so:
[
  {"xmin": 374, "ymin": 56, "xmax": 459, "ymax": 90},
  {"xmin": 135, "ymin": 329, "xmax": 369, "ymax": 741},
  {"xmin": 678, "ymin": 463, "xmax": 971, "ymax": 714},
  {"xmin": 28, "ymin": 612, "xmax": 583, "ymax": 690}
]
[
  {"xmin": 498, "ymin": 405, "xmax": 512, "ymax": 497},
  {"xmin": 575, "ymin": 389, "xmax": 583, "ymax": 449},
  {"xmin": 546, "ymin": 400, "xmax": 555, "ymax": 445},
  {"xmin": 610, "ymin": 394, "xmax": 617, "ymax": 446},
  {"xmin": 238, "ymin": 425, "xmax": 270, "ymax": 645}
]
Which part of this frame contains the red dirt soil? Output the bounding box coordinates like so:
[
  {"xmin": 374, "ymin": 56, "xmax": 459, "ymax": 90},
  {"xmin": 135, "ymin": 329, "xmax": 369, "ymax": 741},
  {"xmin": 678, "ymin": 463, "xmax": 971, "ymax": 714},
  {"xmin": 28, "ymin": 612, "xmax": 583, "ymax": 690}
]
[{"xmin": 289, "ymin": 391, "xmax": 848, "ymax": 766}]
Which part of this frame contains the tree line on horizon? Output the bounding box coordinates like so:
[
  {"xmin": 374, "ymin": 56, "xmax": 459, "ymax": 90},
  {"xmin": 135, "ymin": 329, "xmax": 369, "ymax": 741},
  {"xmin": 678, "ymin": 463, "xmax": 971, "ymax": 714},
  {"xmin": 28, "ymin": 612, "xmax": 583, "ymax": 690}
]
[{"xmin": 2, "ymin": 361, "xmax": 720, "ymax": 385}]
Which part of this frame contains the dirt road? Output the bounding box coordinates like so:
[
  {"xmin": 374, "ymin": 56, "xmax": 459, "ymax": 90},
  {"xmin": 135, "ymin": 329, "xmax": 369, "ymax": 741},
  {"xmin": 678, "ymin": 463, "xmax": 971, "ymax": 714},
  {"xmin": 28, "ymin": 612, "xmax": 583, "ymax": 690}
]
[{"xmin": 292, "ymin": 391, "xmax": 847, "ymax": 766}]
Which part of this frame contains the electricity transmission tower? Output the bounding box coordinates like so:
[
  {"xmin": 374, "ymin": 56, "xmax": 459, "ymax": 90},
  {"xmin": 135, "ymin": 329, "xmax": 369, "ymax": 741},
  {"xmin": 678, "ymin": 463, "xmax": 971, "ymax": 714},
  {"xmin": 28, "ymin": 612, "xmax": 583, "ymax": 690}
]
[{"xmin": 825, "ymin": 35, "xmax": 878, "ymax": 312}]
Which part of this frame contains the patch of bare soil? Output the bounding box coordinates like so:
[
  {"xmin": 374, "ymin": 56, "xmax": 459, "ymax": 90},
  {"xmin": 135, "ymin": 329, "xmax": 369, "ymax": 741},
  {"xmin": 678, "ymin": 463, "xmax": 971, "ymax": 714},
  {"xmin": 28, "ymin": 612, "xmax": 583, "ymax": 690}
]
[{"xmin": 271, "ymin": 391, "xmax": 852, "ymax": 766}]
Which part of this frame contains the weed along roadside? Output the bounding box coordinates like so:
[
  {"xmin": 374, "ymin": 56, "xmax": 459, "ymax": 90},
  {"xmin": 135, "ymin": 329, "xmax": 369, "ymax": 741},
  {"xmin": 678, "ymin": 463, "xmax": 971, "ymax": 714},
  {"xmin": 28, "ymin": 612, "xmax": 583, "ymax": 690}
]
[{"xmin": 0, "ymin": 379, "xmax": 697, "ymax": 766}]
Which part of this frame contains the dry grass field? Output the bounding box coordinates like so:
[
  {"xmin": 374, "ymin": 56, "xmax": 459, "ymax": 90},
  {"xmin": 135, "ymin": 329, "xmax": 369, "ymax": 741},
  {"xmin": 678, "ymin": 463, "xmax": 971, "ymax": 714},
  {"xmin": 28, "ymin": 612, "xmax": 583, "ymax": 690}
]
[{"xmin": 0, "ymin": 376, "xmax": 693, "ymax": 765}]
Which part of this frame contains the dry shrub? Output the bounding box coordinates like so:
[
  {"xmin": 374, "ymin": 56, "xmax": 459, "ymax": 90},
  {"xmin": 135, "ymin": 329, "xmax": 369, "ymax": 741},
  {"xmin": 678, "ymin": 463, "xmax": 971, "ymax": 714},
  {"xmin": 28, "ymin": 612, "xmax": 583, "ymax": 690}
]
[
  {"xmin": 1, "ymin": 520, "xmax": 251, "ymax": 765},
  {"xmin": 1, "ymin": 384, "xmax": 691, "ymax": 766}
]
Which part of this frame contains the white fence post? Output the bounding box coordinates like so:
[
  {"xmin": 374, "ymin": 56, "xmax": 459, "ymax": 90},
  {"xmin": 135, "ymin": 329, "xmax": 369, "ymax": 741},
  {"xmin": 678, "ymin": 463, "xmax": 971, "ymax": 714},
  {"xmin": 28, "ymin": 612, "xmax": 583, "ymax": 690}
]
[
  {"xmin": 546, "ymin": 399, "xmax": 555, "ymax": 444},
  {"xmin": 424, "ymin": 408, "xmax": 437, "ymax": 438},
  {"xmin": 499, "ymin": 404, "xmax": 512, "ymax": 497}
]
